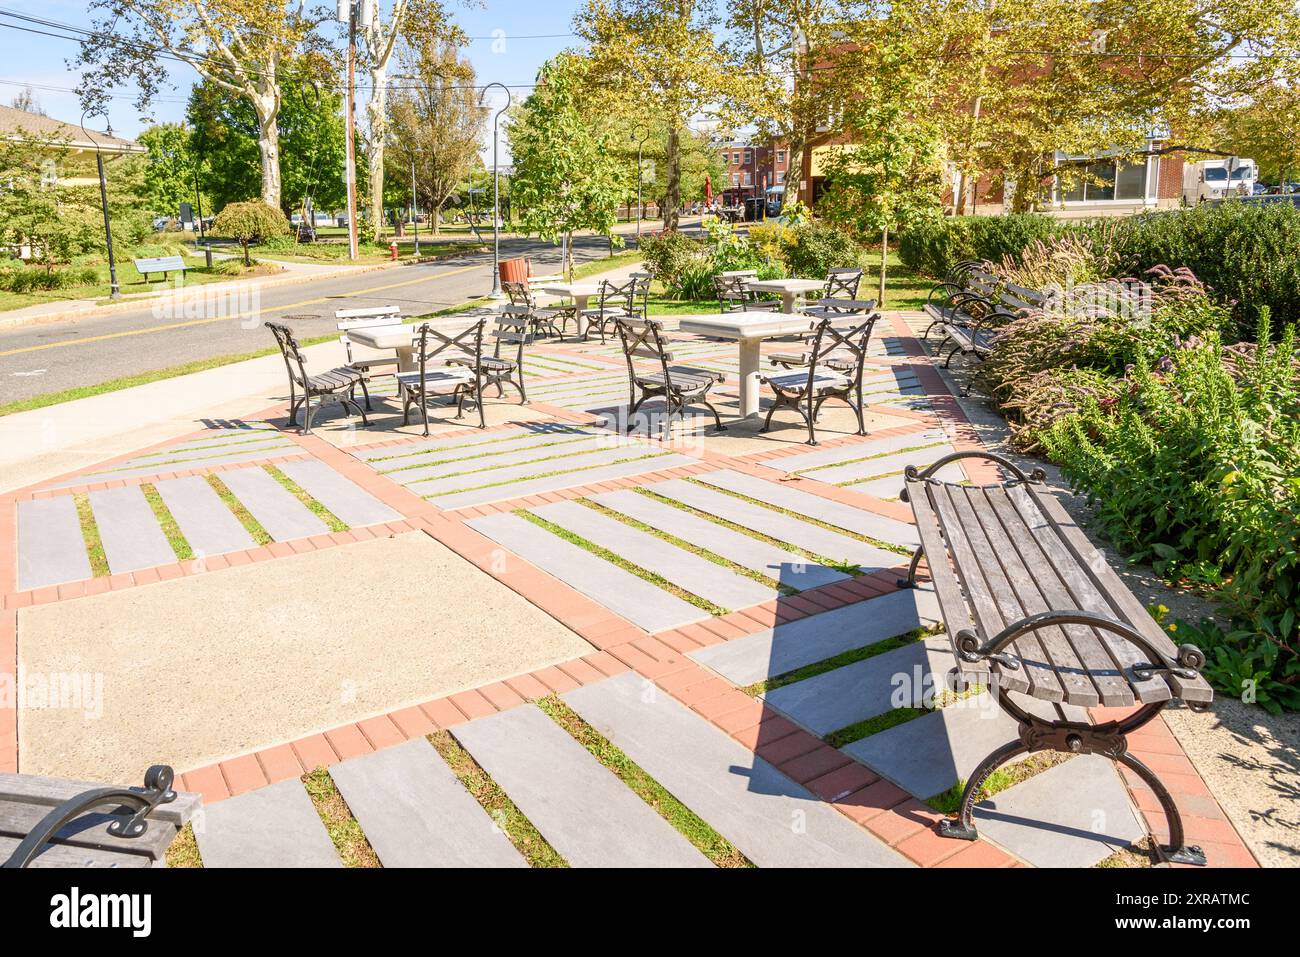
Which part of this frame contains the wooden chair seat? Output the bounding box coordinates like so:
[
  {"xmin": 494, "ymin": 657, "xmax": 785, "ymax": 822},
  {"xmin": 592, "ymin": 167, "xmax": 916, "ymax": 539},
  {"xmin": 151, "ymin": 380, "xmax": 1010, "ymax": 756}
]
[
  {"xmin": 760, "ymin": 368, "xmax": 851, "ymax": 393},
  {"xmin": 267, "ymin": 323, "xmax": 370, "ymax": 435},
  {"xmin": 899, "ymin": 450, "xmax": 1212, "ymax": 864}
]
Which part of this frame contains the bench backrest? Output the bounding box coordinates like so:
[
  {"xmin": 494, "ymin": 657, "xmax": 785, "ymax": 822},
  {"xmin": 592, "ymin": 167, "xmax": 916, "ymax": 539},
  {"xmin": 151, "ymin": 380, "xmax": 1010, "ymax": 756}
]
[
  {"xmin": 997, "ymin": 282, "xmax": 1049, "ymax": 315},
  {"xmin": 134, "ymin": 255, "xmax": 187, "ymax": 271}
]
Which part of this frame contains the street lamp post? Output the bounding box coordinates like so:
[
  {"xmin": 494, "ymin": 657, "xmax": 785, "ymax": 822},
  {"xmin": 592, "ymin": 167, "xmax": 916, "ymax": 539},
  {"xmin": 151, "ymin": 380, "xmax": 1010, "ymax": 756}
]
[
  {"xmin": 631, "ymin": 126, "xmax": 650, "ymax": 242},
  {"xmin": 410, "ymin": 157, "xmax": 420, "ymax": 258},
  {"xmin": 478, "ymin": 82, "xmax": 511, "ymax": 297},
  {"xmin": 81, "ymin": 110, "xmax": 120, "ymax": 300}
]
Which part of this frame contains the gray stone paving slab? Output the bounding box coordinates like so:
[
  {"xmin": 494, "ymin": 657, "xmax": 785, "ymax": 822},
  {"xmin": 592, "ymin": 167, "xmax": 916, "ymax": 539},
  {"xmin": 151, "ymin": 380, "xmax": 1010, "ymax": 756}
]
[
  {"xmin": 452, "ymin": 705, "xmax": 710, "ymax": 868},
  {"xmin": 649, "ymin": 479, "xmax": 900, "ymax": 572},
  {"xmin": 386, "ymin": 436, "xmax": 606, "ymax": 485},
  {"xmin": 695, "ymin": 469, "xmax": 920, "ymax": 548},
  {"xmin": 410, "ymin": 446, "xmax": 647, "ymax": 497},
  {"xmin": 842, "ymin": 692, "xmax": 1084, "ymax": 800},
  {"xmin": 435, "ymin": 452, "xmax": 696, "ymax": 509},
  {"xmin": 124, "ymin": 436, "xmax": 293, "ymax": 468},
  {"xmin": 88, "ymin": 486, "xmax": 176, "ymax": 574},
  {"xmin": 353, "ymin": 423, "xmax": 585, "ymax": 461},
  {"xmin": 328, "ymin": 738, "xmax": 526, "ymax": 868},
  {"xmin": 374, "ymin": 433, "xmax": 598, "ymax": 477},
  {"xmin": 593, "ymin": 489, "xmax": 847, "ymax": 591},
  {"xmin": 218, "ymin": 466, "xmax": 329, "ymax": 541},
  {"xmin": 534, "ymin": 500, "xmax": 774, "ymax": 611},
  {"xmin": 277, "ymin": 459, "xmax": 401, "ymax": 527},
  {"xmin": 154, "ymin": 476, "xmax": 256, "ymax": 557},
  {"xmin": 690, "ymin": 588, "xmax": 943, "ymax": 685},
  {"xmin": 44, "ymin": 444, "xmax": 301, "ymax": 490},
  {"xmin": 195, "ymin": 778, "xmax": 341, "ymax": 868},
  {"xmin": 767, "ymin": 430, "xmax": 947, "ymax": 475},
  {"xmin": 16, "ymin": 496, "xmax": 92, "ymax": 591},
  {"xmin": 973, "ymin": 755, "xmax": 1146, "ymax": 867},
  {"xmin": 155, "ymin": 429, "xmax": 281, "ymax": 454},
  {"xmin": 802, "ymin": 445, "xmax": 959, "ymax": 486},
  {"xmin": 466, "ymin": 512, "xmax": 706, "ymax": 631},
  {"xmin": 564, "ymin": 673, "xmax": 912, "ymax": 868},
  {"xmin": 763, "ymin": 638, "xmax": 958, "ymax": 736}
]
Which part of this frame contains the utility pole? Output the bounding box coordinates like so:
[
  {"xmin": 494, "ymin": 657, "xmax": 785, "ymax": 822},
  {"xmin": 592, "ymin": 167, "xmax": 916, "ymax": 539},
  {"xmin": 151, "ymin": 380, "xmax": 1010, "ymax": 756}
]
[
  {"xmin": 339, "ymin": 0, "xmax": 365, "ymax": 260},
  {"xmin": 81, "ymin": 111, "xmax": 120, "ymax": 300}
]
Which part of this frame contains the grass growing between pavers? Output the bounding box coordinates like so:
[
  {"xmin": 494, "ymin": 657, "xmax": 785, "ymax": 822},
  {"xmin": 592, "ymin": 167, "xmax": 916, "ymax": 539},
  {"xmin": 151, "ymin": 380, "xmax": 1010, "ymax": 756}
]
[
  {"xmin": 789, "ymin": 440, "xmax": 949, "ymax": 481},
  {"xmin": 535, "ymin": 696, "xmax": 754, "ymax": 868},
  {"xmin": 164, "ymin": 822, "xmax": 203, "ymax": 868},
  {"xmin": 684, "ymin": 476, "xmax": 913, "ymax": 558},
  {"xmin": 826, "ymin": 708, "xmax": 928, "ymax": 748},
  {"xmin": 378, "ymin": 435, "xmax": 596, "ymax": 474},
  {"xmin": 742, "ymin": 627, "xmax": 931, "ymax": 697},
  {"xmin": 132, "ymin": 430, "xmax": 281, "ymax": 461},
  {"xmin": 635, "ymin": 487, "xmax": 862, "ymax": 576},
  {"xmin": 517, "ymin": 509, "xmax": 729, "ymax": 617},
  {"xmin": 301, "ymin": 768, "xmax": 381, "ymax": 867},
  {"xmin": 204, "ymin": 475, "xmax": 274, "ymax": 545},
  {"xmin": 72, "ymin": 493, "xmax": 109, "ymax": 578},
  {"xmin": 140, "ymin": 483, "xmax": 195, "ymax": 561},
  {"xmin": 427, "ymin": 452, "xmax": 663, "ymax": 500},
  {"xmin": 427, "ymin": 731, "xmax": 567, "ymax": 868},
  {"xmin": 578, "ymin": 497, "xmax": 795, "ymax": 595},
  {"xmin": 1095, "ymin": 836, "xmax": 1155, "ymax": 868},
  {"xmin": 263, "ymin": 465, "xmax": 349, "ymax": 532},
  {"xmin": 926, "ymin": 751, "xmax": 1072, "ymax": 816}
]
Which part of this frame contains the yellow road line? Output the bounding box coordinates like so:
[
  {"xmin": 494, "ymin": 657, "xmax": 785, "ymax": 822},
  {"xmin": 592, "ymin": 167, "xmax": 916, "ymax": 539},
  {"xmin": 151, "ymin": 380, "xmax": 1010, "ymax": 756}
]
[{"xmin": 0, "ymin": 263, "xmax": 484, "ymax": 359}]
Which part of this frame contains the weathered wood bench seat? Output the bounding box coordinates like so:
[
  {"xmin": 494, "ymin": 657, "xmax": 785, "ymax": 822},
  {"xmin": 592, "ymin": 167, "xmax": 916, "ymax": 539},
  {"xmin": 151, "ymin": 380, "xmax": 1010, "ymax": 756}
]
[
  {"xmin": 134, "ymin": 255, "xmax": 190, "ymax": 281},
  {"xmin": 1, "ymin": 765, "xmax": 199, "ymax": 868},
  {"xmin": 899, "ymin": 451, "xmax": 1213, "ymax": 865}
]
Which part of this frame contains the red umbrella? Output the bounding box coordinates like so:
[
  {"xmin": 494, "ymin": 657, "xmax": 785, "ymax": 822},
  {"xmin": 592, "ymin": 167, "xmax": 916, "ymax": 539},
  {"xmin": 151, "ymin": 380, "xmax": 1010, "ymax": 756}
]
[{"xmin": 704, "ymin": 173, "xmax": 713, "ymax": 208}]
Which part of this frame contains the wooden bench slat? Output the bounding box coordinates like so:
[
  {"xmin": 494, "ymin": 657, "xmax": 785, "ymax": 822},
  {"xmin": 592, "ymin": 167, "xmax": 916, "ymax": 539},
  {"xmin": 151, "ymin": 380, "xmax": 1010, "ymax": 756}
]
[
  {"xmin": 1021, "ymin": 488, "xmax": 1212, "ymax": 704},
  {"xmin": 0, "ymin": 773, "xmax": 200, "ymax": 827},
  {"xmin": 0, "ymin": 799, "xmax": 179, "ymax": 860},
  {"xmin": 1005, "ymin": 486, "xmax": 1173, "ymax": 703},
  {"xmin": 0, "ymin": 834, "xmax": 153, "ymax": 868},
  {"xmin": 982, "ymin": 488, "xmax": 1138, "ymax": 706},
  {"xmin": 934, "ymin": 483, "xmax": 1065, "ymax": 701},
  {"xmin": 960, "ymin": 486, "xmax": 1107, "ymax": 707}
]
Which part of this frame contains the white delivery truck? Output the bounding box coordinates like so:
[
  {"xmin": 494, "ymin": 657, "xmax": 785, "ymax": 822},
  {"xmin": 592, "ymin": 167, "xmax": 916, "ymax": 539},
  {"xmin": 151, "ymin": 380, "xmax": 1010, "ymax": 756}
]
[{"xmin": 1183, "ymin": 157, "xmax": 1257, "ymax": 204}]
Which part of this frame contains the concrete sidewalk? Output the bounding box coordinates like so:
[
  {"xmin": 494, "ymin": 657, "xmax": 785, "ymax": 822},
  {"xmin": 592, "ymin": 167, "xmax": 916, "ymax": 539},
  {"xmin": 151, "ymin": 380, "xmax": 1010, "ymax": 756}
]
[{"xmin": 0, "ymin": 256, "xmax": 646, "ymax": 496}]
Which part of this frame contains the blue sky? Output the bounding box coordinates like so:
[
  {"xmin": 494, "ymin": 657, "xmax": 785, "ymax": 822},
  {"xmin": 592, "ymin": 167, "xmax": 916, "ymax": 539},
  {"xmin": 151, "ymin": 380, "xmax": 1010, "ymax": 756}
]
[{"xmin": 0, "ymin": 0, "xmax": 585, "ymax": 145}]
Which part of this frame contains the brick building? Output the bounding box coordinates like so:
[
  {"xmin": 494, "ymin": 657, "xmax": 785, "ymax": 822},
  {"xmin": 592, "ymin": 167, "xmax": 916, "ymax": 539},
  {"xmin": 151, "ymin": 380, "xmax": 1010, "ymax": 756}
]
[{"xmin": 718, "ymin": 140, "xmax": 791, "ymax": 206}]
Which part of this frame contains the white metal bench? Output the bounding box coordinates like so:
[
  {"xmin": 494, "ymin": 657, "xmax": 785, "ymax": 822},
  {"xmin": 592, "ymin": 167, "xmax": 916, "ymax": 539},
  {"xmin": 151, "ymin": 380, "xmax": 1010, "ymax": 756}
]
[{"xmin": 134, "ymin": 255, "xmax": 189, "ymax": 281}]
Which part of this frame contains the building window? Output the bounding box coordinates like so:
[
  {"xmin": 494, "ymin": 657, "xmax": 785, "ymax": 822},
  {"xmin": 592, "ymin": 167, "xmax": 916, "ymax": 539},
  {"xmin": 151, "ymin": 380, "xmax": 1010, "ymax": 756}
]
[
  {"xmin": 732, "ymin": 173, "xmax": 740, "ymax": 187},
  {"xmin": 775, "ymin": 170, "xmax": 785, "ymax": 184},
  {"xmin": 732, "ymin": 151, "xmax": 741, "ymax": 165},
  {"xmin": 777, "ymin": 150, "xmax": 787, "ymax": 166},
  {"xmin": 1057, "ymin": 156, "xmax": 1148, "ymax": 202},
  {"xmin": 743, "ymin": 150, "xmax": 752, "ymax": 165}
]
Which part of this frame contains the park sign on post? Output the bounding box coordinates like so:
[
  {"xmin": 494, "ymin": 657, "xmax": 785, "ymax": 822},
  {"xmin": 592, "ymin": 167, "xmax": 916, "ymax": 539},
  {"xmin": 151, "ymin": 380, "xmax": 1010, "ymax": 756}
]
[{"xmin": 179, "ymin": 202, "xmax": 194, "ymax": 231}]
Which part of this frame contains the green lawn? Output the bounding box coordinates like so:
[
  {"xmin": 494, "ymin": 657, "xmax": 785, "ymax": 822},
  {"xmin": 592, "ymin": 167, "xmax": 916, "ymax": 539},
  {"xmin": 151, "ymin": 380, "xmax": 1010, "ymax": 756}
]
[
  {"xmin": 0, "ymin": 258, "xmax": 281, "ymax": 313},
  {"xmin": 250, "ymin": 239, "xmax": 477, "ymax": 265},
  {"xmin": 862, "ymin": 249, "xmax": 930, "ymax": 311}
]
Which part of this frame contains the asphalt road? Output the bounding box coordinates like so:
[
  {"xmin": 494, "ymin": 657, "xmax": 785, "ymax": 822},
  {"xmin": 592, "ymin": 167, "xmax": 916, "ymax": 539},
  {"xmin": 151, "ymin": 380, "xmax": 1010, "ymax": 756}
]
[{"xmin": 0, "ymin": 234, "xmax": 623, "ymax": 406}]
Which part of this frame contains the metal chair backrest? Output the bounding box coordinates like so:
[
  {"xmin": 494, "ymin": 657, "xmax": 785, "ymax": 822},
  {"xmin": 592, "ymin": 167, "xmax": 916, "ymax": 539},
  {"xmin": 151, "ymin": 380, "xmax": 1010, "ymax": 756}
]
[
  {"xmin": 803, "ymin": 305, "xmax": 880, "ymax": 387},
  {"xmin": 714, "ymin": 274, "xmax": 754, "ymax": 312},
  {"xmin": 597, "ymin": 276, "xmax": 638, "ymax": 313},
  {"xmin": 614, "ymin": 316, "xmax": 675, "ymax": 391},
  {"xmin": 502, "ymin": 280, "xmax": 536, "ymax": 309},
  {"xmin": 628, "ymin": 273, "xmax": 652, "ymax": 318},
  {"xmin": 266, "ymin": 322, "xmax": 310, "ymax": 389},
  {"xmin": 824, "ymin": 268, "xmax": 863, "ymax": 300},
  {"xmin": 414, "ymin": 318, "xmax": 486, "ymax": 380},
  {"xmin": 494, "ymin": 307, "xmax": 531, "ymax": 363}
]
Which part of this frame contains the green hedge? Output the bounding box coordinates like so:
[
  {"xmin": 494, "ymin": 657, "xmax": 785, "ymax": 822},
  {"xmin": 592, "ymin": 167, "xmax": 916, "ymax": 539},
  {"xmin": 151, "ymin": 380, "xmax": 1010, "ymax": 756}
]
[{"xmin": 899, "ymin": 203, "xmax": 1300, "ymax": 341}]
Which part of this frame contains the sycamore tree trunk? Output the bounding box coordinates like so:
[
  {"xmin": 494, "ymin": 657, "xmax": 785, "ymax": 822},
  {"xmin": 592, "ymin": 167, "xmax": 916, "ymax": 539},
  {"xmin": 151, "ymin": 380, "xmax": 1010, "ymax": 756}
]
[
  {"xmin": 878, "ymin": 225, "xmax": 889, "ymax": 307},
  {"xmin": 252, "ymin": 87, "xmax": 282, "ymax": 210},
  {"xmin": 367, "ymin": 64, "xmax": 390, "ymax": 244},
  {"xmin": 664, "ymin": 125, "xmax": 682, "ymax": 231}
]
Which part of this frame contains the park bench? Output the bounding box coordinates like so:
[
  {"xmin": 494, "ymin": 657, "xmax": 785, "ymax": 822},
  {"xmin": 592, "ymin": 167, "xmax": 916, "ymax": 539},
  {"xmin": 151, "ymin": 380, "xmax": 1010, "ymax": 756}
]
[
  {"xmin": 898, "ymin": 450, "xmax": 1213, "ymax": 865},
  {"xmin": 2, "ymin": 765, "xmax": 199, "ymax": 868},
  {"xmin": 134, "ymin": 255, "xmax": 190, "ymax": 282}
]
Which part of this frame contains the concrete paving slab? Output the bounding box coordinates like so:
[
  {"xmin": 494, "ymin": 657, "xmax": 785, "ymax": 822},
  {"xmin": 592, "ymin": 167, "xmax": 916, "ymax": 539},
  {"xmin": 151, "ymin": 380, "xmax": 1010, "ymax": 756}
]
[
  {"xmin": 352, "ymin": 423, "xmax": 586, "ymax": 461},
  {"xmin": 593, "ymin": 489, "xmax": 847, "ymax": 591},
  {"xmin": 434, "ymin": 453, "xmax": 696, "ymax": 509},
  {"xmin": 533, "ymin": 500, "xmax": 774, "ymax": 611},
  {"xmin": 695, "ymin": 469, "xmax": 920, "ymax": 548},
  {"xmin": 689, "ymin": 588, "xmax": 943, "ymax": 686},
  {"xmin": 194, "ymin": 778, "xmax": 341, "ymax": 868},
  {"xmin": 154, "ymin": 476, "xmax": 256, "ymax": 557},
  {"xmin": 763, "ymin": 637, "xmax": 958, "ymax": 736},
  {"xmin": 453, "ymin": 705, "xmax": 711, "ymax": 867},
  {"xmin": 649, "ymin": 478, "xmax": 901, "ymax": 572},
  {"xmin": 804, "ymin": 445, "xmax": 959, "ymax": 486},
  {"xmin": 410, "ymin": 446, "xmax": 650, "ymax": 497},
  {"xmin": 17, "ymin": 532, "xmax": 592, "ymax": 781},
  {"xmin": 564, "ymin": 673, "xmax": 911, "ymax": 867},
  {"xmin": 466, "ymin": 512, "xmax": 705, "ymax": 632},
  {"xmin": 219, "ymin": 465, "xmax": 329, "ymax": 541},
  {"xmin": 766, "ymin": 430, "xmax": 947, "ymax": 475},
  {"xmin": 386, "ymin": 436, "xmax": 607, "ymax": 486},
  {"xmin": 973, "ymin": 755, "xmax": 1146, "ymax": 867},
  {"xmin": 89, "ymin": 486, "xmax": 176, "ymax": 574},
  {"xmin": 277, "ymin": 459, "xmax": 401, "ymax": 527},
  {"xmin": 329, "ymin": 738, "xmax": 526, "ymax": 868},
  {"xmin": 43, "ymin": 442, "xmax": 301, "ymax": 490},
  {"xmin": 16, "ymin": 496, "xmax": 93, "ymax": 591}
]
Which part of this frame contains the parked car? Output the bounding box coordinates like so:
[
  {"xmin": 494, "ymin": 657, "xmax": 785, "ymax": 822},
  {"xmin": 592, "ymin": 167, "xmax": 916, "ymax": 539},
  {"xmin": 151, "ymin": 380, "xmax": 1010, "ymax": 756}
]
[{"xmin": 1183, "ymin": 158, "xmax": 1257, "ymax": 204}]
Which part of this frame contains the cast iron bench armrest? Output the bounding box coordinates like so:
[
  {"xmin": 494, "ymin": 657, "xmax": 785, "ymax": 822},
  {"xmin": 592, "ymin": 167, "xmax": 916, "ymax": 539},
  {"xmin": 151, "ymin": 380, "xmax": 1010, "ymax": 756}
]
[{"xmin": 900, "ymin": 449, "xmax": 1046, "ymax": 499}]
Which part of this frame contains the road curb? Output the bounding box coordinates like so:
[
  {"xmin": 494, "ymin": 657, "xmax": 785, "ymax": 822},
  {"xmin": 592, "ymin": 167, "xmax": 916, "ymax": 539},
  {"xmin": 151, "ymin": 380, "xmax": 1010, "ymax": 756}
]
[{"xmin": 0, "ymin": 246, "xmax": 489, "ymax": 331}]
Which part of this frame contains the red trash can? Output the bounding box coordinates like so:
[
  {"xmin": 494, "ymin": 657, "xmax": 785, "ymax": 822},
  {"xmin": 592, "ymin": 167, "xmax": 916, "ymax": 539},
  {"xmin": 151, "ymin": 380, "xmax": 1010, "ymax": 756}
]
[{"xmin": 499, "ymin": 257, "xmax": 528, "ymax": 286}]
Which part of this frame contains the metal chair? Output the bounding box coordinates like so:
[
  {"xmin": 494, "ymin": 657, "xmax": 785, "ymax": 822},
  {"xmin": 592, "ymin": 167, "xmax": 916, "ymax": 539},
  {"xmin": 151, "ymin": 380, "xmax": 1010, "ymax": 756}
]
[
  {"xmin": 614, "ymin": 316, "xmax": 728, "ymax": 438},
  {"xmin": 823, "ymin": 267, "xmax": 864, "ymax": 300},
  {"xmin": 713, "ymin": 273, "xmax": 780, "ymax": 313},
  {"xmin": 581, "ymin": 277, "xmax": 639, "ymax": 343},
  {"xmin": 503, "ymin": 280, "xmax": 572, "ymax": 341},
  {"xmin": 266, "ymin": 322, "xmax": 369, "ymax": 435},
  {"xmin": 449, "ymin": 308, "xmax": 529, "ymax": 405},
  {"xmin": 397, "ymin": 318, "xmax": 488, "ymax": 436},
  {"xmin": 759, "ymin": 308, "xmax": 879, "ymax": 445}
]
